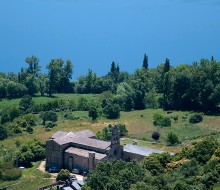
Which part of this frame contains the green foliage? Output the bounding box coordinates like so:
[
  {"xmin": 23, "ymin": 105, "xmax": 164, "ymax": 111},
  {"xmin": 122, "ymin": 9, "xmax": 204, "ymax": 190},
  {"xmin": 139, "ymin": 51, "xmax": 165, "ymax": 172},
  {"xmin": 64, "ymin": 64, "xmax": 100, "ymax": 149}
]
[
  {"xmin": 22, "ymin": 114, "xmax": 37, "ymax": 126},
  {"xmin": 77, "ymin": 97, "xmax": 89, "ymax": 111},
  {"xmin": 84, "ymin": 160, "xmax": 144, "ymax": 190},
  {"xmin": 152, "ymin": 131, "xmax": 160, "ymax": 142},
  {"xmin": 116, "ymin": 82, "xmax": 135, "ymax": 111},
  {"xmin": 153, "ymin": 113, "xmax": 171, "ymax": 127},
  {"xmin": 56, "ymin": 169, "xmax": 70, "ymax": 181},
  {"xmin": 88, "ymin": 104, "xmax": 101, "ymax": 121},
  {"xmin": 96, "ymin": 124, "xmax": 128, "ymax": 141},
  {"xmin": 17, "ymin": 140, "xmax": 45, "ymax": 167},
  {"xmin": 26, "ymin": 126, "xmax": 33, "ymax": 133},
  {"xmin": 142, "ymin": 152, "xmax": 173, "ymax": 175},
  {"xmin": 142, "ymin": 54, "xmax": 148, "ymax": 69},
  {"xmin": 189, "ymin": 114, "xmax": 203, "ymax": 124},
  {"xmin": 190, "ymin": 137, "xmax": 219, "ymax": 164},
  {"xmin": 0, "ymin": 125, "xmax": 7, "ymax": 140},
  {"xmin": 19, "ymin": 95, "xmax": 34, "ymax": 113},
  {"xmin": 1, "ymin": 106, "xmax": 20, "ymax": 124},
  {"xmin": 103, "ymin": 98, "xmax": 120, "ymax": 119},
  {"xmin": 40, "ymin": 111, "xmax": 58, "ymax": 125},
  {"xmin": 47, "ymin": 59, "xmax": 73, "ymax": 96},
  {"xmin": 45, "ymin": 121, "xmax": 56, "ymax": 129},
  {"xmin": 166, "ymin": 132, "xmax": 179, "ymax": 145},
  {"xmin": 0, "ymin": 161, "xmax": 22, "ymax": 181}
]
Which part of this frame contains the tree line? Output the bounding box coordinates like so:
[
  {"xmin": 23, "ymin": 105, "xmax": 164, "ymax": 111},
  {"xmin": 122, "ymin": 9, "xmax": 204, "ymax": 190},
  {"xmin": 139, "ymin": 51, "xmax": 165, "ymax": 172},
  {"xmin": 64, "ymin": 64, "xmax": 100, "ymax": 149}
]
[
  {"xmin": 82, "ymin": 137, "xmax": 220, "ymax": 190},
  {"xmin": 1, "ymin": 55, "xmax": 220, "ymax": 112}
]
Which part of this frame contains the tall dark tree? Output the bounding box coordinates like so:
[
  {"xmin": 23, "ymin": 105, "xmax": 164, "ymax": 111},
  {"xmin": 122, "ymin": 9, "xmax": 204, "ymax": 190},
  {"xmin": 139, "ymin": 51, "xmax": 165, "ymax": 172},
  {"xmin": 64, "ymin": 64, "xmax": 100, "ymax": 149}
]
[
  {"xmin": 58, "ymin": 60, "xmax": 73, "ymax": 93},
  {"xmin": 162, "ymin": 58, "xmax": 171, "ymax": 109},
  {"xmin": 142, "ymin": 54, "xmax": 148, "ymax": 69},
  {"xmin": 163, "ymin": 58, "xmax": 170, "ymax": 73},
  {"xmin": 47, "ymin": 59, "xmax": 64, "ymax": 96}
]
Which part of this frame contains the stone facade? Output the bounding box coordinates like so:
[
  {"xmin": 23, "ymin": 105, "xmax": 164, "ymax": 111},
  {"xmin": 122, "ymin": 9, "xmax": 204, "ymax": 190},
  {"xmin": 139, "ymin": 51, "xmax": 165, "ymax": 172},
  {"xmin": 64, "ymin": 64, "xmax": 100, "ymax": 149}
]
[
  {"xmin": 46, "ymin": 126, "xmax": 172, "ymax": 172},
  {"xmin": 45, "ymin": 126, "xmax": 123, "ymax": 171}
]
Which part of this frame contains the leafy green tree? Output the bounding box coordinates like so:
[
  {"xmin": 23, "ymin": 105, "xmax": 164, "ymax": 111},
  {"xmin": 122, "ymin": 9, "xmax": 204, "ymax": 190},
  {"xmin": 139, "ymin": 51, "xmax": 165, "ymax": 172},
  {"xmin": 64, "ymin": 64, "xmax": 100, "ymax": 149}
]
[
  {"xmin": 141, "ymin": 153, "xmax": 164, "ymax": 175},
  {"xmin": 145, "ymin": 88, "xmax": 158, "ymax": 109},
  {"xmin": 103, "ymin": 98, "xmax": 120, "ymax": 119},
  {"xmin": 88, "ymin": 104, "xmax": 101, "ymax": 121},
  {"xmin": 117, "ymin": 124, "xmax": 128, "ymax": 136},
  {"xmin": 38, "ymin": 74, "xmax": 49, "ymax": 96},
  {"xmin": 77, "ymin": 97, "xmax": 89, "ymax": 111},
  {"xmin": 130, "ymin": 68, "xmax": 151, "ymax": 110},
  {"xmin": 153, "ymin": 114, "xmax": 171, "ymax": 127},
  {"xmin": 116, "ymin": 82, "xmax": 135, "ymax": 111},
  {"xmin": 84, "ymin": 160, "xmax": 144, "ymax": 190},
  {"xmin": 25, "ymin": 56, "xmax": 40, "ymax": 76},
  {"xmin": 40, "ymin": 111, "xmax": 58, "ymax": 125},
  {"xmin": 167, "ymin": 132, "xmax": 179, "ymax": 145},
  {"xmin": 191, "ymin": 137, "xmax": 219, "ymax": 164},
  {"xmin": 56, "ymin": 169, "xmax": 70, "ymax": 181},
  {"xmin": 47, "ymin": 59, "xmax": 73, "ymax": 96},
  {"xmin": 19, "ymin": 95, "xmax": 34, "ymax": 113},
  {"xmin": 189, "ymin": 114, "xmax": 203, "ymax": 124},
  {"xmin": 57, "ymin": 60, "xmax": 73, "ymax": 93},
  {"xmin": 152, "ymin": 131, "xmax": 160, "ymax": 142}
]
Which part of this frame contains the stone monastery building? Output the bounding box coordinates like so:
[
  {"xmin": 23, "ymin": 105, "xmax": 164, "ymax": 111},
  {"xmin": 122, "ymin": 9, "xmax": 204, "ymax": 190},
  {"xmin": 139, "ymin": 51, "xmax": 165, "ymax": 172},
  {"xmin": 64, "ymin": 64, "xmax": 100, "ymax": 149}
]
[{"xmin": 46, "ymin": 125, "xmax": 167, "ymax": 172}]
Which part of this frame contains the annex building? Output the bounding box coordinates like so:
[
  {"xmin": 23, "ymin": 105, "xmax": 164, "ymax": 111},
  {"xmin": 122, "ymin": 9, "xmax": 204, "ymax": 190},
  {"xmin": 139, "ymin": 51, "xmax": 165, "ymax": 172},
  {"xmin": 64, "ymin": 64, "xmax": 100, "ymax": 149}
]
[{"xmin": 46, "ymin": 126, "xmax": 169, "ymax": 172}]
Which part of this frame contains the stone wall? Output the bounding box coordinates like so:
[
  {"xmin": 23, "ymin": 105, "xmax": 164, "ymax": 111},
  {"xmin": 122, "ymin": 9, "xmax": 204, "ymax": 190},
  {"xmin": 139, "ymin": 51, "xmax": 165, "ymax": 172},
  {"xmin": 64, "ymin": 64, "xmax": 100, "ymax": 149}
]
[{"xmin": 122, "ymin": 151, "xmax": 145, "ymax": 162}]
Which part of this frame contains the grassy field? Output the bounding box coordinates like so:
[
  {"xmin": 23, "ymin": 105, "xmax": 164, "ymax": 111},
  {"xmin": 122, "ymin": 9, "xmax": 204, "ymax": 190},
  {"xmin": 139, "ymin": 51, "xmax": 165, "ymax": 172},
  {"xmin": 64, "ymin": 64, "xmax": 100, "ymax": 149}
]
[
  {"xmin": 0, "ymin": 161, "xmax": 54, "ymax": 190},
  {"xmin": 1, "ymin": 106, "xmax": 220, "ymax": 153},
  {"xmin": 0, "ymin": 93, "xmax": 102, "ymax": 109},
  {"xmin": 1, "ymin": 94, "xmax": 220, "ymax": 189}
]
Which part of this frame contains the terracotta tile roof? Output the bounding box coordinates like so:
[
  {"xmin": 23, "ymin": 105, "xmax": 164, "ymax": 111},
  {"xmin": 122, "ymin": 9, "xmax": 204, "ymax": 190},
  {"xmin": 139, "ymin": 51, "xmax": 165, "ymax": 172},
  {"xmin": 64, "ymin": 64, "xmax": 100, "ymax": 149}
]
[{"xmin": 65, "ymin": 147, "xmax": 107, "ymax": 160}]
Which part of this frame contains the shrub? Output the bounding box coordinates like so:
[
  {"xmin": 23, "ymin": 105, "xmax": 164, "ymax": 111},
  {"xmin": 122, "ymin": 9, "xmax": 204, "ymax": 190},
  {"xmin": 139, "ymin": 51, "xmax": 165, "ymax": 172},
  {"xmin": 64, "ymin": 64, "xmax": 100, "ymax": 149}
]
[
  {"xmin": 40, "ymin": 111, "xmax": 58, "ymax": 125},
  {"xmin": 56, "ymin": 169, "xmax": 70, "ymax": 181},
  {"xmin": 26, "ymin": 126, "xmax": 33, "ymax": 133},
  {"xmin": 153, "ymin": 114, "xmax": 171, "ymax": 127},
  {"xmin": 19, "ymin": 95, "xmax": 34, "ymax": 113},
  {"xmin": 77, "ymin": 97, "xmax": 89, "ymax": 111},
  {"xmin": 152, "ymin": 131, "xmax": 160, "ymax": 142},
  {"xmin": 167, "ymin": 132, "xmax": 179, "ymax": 145},
  {"xmin": 3, "ymin": 168, "xmax": 22, "ymax": 181},
  {"xmin": 23, "ymin": 114, "xmax": 37, "ymax": 126},
  {"xmin": 189, "ymin": 114, "xmax": 203, "ymax": 124},
  {"xmin": 45, "ymin": 121, "xmax": 56, "ymax": 129}
]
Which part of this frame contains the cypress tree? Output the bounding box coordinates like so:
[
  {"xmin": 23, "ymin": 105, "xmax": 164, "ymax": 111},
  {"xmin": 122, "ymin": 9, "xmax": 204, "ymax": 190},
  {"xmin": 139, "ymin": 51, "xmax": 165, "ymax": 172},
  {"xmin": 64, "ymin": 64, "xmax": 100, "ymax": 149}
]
[{"xmin": 142, "ymin": 54, "xmax": 148, "ymax": 69}]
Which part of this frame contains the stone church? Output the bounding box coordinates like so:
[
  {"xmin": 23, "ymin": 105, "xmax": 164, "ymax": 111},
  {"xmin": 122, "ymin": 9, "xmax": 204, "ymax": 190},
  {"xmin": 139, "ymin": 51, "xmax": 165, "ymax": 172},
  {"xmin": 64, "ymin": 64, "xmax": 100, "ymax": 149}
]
[{"xmin": 46, "ymin": 125, "xmax": 170, "ymax": 172}]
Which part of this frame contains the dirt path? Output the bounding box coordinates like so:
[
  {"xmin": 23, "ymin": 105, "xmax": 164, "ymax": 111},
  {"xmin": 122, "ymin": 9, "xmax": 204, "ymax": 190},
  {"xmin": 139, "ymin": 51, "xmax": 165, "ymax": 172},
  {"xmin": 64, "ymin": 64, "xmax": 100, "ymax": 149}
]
[
  {"xmin": 37, "ymin": 161, "xmax": 84, "ymax": 180},
  {"xmin": 37, "ymin": 161, "xmax": 46, "ymax": 172}
]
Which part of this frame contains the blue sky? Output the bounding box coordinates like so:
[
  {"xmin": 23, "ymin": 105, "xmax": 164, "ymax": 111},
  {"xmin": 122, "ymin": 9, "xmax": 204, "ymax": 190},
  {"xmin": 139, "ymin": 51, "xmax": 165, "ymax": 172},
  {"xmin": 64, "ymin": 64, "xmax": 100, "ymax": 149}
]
[{"xmin": 0, "ymin": 0, "xmax": 220, "ymax": 79}]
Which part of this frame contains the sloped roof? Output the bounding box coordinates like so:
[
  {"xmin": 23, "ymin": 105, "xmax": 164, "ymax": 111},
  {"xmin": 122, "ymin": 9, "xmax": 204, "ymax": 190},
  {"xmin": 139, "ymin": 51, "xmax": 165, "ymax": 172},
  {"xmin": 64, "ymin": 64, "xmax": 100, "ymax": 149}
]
[
  {"xmin": 123, "ymin": 144, "xmax": 168, "ymax": 157},
  {"xmin": 51, "ymin": 131, "xmax": 69, "ymax": 139},
  {"xmin": 51, "ymin": 130, "xmax": 95, "ymax": 140},
  {"xmin": 65, "ymin": 147, "xmax": 107, "ymax": 160},
  {"xmin": 74, "ymin": 130, "xmax": 96, "ymax": 138},
  {"xmin": 54, "ymin": 136, "xmax": 111, "ymax": 150}
]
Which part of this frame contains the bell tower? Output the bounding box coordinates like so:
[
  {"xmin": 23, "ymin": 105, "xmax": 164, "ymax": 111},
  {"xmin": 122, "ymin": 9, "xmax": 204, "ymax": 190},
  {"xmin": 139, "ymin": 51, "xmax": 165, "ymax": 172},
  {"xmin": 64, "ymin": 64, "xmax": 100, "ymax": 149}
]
[{"xmin": 111, "ymin": 125, "xmax": 120, "ymax": 148}]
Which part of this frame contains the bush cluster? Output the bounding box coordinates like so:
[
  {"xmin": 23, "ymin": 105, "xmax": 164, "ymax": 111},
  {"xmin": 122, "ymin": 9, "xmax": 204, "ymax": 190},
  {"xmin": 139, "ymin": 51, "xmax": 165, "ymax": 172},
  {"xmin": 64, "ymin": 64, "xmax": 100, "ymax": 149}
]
[
  {"xmin": 189, "ymin": 114, "xmax": 203, "ymax": 124},
  {"xmin": 153, "ymin": 114, "xmax": 171, "ymax": 127}
]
